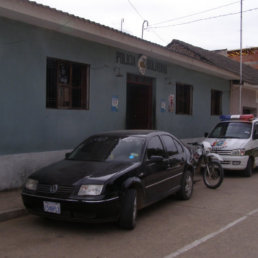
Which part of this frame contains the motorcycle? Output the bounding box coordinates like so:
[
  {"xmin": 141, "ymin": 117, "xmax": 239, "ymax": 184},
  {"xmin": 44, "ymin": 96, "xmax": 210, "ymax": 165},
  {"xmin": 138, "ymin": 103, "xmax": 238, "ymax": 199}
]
[{"xmin": 188, "ymin": 141, "xmax": 224, "ymax": 189}]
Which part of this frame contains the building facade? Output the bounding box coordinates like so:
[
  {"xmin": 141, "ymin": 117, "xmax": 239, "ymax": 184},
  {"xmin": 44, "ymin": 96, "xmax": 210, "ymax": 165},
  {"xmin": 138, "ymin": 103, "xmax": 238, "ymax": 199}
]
[
  {"xmin": 227, "ymin": 48, "xmax": 258, "ymax": 115},
  {"xmin": 0, "ymin": 0, "xmax": 243, "ymax": 190},
  {"xmin": 168, "ymin": 40, "xmax": 258, "ymax": 117}
]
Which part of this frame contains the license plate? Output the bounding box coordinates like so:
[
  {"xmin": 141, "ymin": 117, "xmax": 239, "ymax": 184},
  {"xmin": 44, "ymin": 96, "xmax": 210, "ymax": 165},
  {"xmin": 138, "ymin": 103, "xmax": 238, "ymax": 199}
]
[{"xmin": 43, "ymin": 201, "xmax": 61, "ymax": 214}]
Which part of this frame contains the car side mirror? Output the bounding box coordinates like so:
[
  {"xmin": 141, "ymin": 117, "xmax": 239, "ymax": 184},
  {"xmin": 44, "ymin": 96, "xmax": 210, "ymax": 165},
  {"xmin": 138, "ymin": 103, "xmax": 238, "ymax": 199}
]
[
  {"xmin": 65, "ymin": 152, "xmax": 71, "ymax": 159},
  {"xmin": 149, "ymin": 155, "xmax": 164, "ymax": 162},
  {"xmin": 204, "ymin": 132, "xmax": 208, "ymax": 137}
]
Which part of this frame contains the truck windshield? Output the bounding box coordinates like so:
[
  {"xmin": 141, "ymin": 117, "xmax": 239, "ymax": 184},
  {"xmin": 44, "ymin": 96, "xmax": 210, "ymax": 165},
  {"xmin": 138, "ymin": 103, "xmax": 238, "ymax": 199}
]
[
  {"xmin": 68, "ymin": 136, "xmax": 145, "ymax": 162},
  {"xmin": 208, "ymin": 122, "xmax": 252, "ymax": 139}
]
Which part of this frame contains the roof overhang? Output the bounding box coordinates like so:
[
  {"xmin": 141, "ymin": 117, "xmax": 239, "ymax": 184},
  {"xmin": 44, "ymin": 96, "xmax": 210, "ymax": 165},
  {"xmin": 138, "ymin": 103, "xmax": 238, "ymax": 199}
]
[
  {"xmin": 0, "ymin": 0, "xmax": 240, "ymax": 81},
  {"xmin": 245, "ymin": 83, "xmax": 258, "ymax": 89},
  {"xmin": 232, "ymin": 82, "xmax": 258, "ymax": 90}
]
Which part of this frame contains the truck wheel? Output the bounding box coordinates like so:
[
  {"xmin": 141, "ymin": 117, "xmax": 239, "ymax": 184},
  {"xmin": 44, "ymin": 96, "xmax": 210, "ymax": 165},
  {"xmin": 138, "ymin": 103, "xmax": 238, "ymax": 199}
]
[
  {"xmin": 119, "ymin": 189, "xmax": 137, "ymax": 230},
  {"xmin": 243, "ymin": 158, "xmax": 253, "ymax": 177}
]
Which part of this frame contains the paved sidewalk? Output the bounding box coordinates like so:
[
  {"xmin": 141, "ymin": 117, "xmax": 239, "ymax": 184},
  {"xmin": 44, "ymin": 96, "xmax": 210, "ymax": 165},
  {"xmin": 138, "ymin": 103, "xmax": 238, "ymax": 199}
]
[{"xmin": 0, "ymin": 188, "xmax": 28, "ymax": 222}]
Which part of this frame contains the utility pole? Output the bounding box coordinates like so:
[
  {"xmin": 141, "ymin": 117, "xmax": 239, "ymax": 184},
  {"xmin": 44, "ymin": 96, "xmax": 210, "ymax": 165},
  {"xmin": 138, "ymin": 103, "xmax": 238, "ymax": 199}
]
[{"xmin": 239, "ymin": 0, "xmax": 243, "ymax": 114}]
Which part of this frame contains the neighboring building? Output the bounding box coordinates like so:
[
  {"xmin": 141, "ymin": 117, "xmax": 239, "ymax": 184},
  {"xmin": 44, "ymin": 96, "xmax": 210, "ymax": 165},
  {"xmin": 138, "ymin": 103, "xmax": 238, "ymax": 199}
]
[
  {"xmin": 168, "ymin": 40, "xmax": 258, "ymax": 116},
  {"xmin": 0, "ymin": 0, "xmax": 257, "ymax": 190},
  {"xmin": 227, "ymin": 47, "xmax": 258, "ymax": 114},
  {"xmin": 228, "ymin": 47, "xmax": 258, "ymax": 70}
]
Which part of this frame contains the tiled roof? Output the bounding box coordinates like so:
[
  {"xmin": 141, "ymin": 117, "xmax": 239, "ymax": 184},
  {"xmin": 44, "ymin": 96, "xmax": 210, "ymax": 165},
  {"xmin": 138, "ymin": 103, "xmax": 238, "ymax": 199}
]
[
  {"xmin": 167, "ymin": 40, "xmax": 258, "ymax": 85},
  {"xmin": 3, "ymin": 1, "xmax": 256, "ymax": 83},
  {"xmin": 228, "ymin": 47, "xmax": 258, "ymax": 57},
  {"xmin": 25, "ymin": 0, "xmax": 162, "ymax": 48}
]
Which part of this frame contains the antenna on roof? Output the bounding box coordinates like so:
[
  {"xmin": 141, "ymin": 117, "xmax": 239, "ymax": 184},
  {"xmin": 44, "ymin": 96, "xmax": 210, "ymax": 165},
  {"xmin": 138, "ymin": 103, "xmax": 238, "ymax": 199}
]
[
  {"xmin": 142, "ymin": 20, "xmax": 148, "ymax": 39},
  {"xmin": 121, "ymin": 18, "xmax": 124, "ymax": 32}
]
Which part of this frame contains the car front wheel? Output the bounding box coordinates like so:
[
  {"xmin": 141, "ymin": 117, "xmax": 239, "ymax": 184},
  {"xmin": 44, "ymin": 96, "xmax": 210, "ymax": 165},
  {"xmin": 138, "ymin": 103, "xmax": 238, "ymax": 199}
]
[{"xmin": 119, "ymin": 188, "xmax": 137, "ymax": 230}]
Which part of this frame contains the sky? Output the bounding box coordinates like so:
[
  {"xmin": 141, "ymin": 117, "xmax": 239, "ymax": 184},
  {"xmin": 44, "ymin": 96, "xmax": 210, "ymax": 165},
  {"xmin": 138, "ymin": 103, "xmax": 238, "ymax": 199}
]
[{"xmin": 29, "ymin": 0, "xmax": 258, "ymax": 51}]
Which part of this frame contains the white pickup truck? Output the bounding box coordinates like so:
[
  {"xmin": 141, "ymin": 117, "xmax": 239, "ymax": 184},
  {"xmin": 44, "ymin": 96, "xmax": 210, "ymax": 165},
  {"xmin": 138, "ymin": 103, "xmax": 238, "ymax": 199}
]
[{"xmin": 205, "ymin": 114, "xmax": 258, "ymax": 177}]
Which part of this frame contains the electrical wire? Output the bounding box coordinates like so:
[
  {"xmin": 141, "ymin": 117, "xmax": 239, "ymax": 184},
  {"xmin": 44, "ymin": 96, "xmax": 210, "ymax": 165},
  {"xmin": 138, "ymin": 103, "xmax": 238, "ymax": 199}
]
[
  {"xmin": 150, "ymin": 0, "xmax": 241, "ymax": 26},
  {"xmin": 149, "ymin": 7, "xmax": 258, "ymax": 29},
  {"xmin": 127, "ymin": 0, "xmax": 167, "ymax": 43},
  {"xmin": 149, "ymin": 29, "xmax": 167, "ymax": 44},
  {"xmin": 127, "ymin": 0, "xmax": 145, "ymax": 20}
]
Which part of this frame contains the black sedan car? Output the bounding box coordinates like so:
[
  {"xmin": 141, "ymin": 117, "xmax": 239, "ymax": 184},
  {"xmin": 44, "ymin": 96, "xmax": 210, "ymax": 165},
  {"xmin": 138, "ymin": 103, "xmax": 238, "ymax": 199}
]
[{"xmin": 22, "ymin": 130, "xmax": 194, "ymax": 229}]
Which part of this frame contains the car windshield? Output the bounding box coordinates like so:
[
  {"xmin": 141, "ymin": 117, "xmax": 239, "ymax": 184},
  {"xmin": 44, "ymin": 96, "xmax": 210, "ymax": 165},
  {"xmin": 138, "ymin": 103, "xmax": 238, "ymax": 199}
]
[
  {"xmin": 68, "ymin": 136, "xmax": 145, "ymax": 162},
  {"xmin": 208, "ymin": 122, "xmax": 252, "ymax": 139}
]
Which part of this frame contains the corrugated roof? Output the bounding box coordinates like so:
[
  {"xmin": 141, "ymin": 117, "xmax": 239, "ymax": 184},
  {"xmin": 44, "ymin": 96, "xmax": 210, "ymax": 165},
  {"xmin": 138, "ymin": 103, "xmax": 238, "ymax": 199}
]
[{"xmin": 167, "ymin": 40, "xmax": 258, "ymax": 85}]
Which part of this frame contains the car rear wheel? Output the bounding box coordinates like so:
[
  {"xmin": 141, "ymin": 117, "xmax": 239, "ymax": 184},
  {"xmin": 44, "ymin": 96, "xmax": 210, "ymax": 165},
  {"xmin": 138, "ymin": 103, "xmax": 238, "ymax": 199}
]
[
  {"xmin": 119, "ymin": 188, "xmax": 137, "ymax": 230},
  {"xmin": 177, "ymin": 170, "xmax": 193, "ymax": 200},
  {"xmin": 243, "ymin": 158, "xmax": 253, "ymax": 177}
]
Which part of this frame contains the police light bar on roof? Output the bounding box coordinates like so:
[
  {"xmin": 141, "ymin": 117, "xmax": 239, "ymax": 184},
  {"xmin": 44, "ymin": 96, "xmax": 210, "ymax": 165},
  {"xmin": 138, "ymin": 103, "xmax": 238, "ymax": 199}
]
[{"xmin": 220, "ymin": 114, "xmax": 254, "ymax": 121}]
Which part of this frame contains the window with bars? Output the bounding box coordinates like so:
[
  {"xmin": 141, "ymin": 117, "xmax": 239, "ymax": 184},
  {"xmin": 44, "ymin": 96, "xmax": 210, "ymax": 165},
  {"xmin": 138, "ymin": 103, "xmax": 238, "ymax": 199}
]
[
  {"xmin": 176, "ymin": 83, "xmax": 193, "ymax": 115},
  {"xmin": 46, "ymin": 58, "xmax": 89, "ymax": 109},
  {"xmin": 211, "ymin": 90, "xmax": 222, "ymax": 115}
]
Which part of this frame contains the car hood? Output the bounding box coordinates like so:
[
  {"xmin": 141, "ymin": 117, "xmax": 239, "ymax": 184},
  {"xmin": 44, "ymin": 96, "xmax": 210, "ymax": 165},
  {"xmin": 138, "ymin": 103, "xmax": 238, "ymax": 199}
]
[
  {"xmin": 30, "ymin": 160, "xmax": 138, "ymax": 185},
  {"xmin": 206, "ymin": 138, "xmax": 249, "ymax": 150}
]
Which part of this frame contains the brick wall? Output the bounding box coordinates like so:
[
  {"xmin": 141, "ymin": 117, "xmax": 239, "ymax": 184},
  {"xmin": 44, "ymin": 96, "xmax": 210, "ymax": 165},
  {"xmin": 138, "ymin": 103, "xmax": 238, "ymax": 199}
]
[{"xmin": 228, "ymin": 48, "xmax": 258, "ymax": 70}]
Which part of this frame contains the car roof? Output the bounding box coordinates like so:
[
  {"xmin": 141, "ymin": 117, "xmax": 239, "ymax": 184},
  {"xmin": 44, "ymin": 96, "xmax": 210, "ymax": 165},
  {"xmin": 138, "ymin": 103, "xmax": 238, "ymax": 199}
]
[{"xmin": 90, "ymin": 130, "xmax": 171, "ymax": 138}]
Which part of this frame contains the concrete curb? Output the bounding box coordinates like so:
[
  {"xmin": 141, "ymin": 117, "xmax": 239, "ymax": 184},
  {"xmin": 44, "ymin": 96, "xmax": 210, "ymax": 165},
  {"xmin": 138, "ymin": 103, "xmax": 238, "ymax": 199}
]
[{"xmin": 0, "ymin": 208, "xmax": 28, "ymax": 223}]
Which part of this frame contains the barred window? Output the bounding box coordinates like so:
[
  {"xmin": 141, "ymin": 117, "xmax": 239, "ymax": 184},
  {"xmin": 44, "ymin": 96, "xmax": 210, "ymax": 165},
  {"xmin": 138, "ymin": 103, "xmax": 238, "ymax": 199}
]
[
  {"xmin": 46, "ymin": 58, "xmax": 89, "ymax": 109},
  {"xmin": 211, "ymin": 90, "xmax": 222, "ymax": 115},
  {"xmin": 176, "ymin": 83, "xmax": 193, "ymax": 115}
]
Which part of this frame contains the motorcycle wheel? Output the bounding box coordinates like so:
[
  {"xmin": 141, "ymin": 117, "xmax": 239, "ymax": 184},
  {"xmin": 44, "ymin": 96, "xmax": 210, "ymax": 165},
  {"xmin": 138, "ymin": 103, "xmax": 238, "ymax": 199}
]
[{"xmin": 203, "ymin": 161, "xmax": 224, "ymax": 189}]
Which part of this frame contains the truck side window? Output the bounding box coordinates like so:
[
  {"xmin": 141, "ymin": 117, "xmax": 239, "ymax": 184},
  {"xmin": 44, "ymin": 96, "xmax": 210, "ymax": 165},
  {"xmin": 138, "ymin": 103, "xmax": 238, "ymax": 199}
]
[{"xmin": 254, "ymin": 123, "xmax": 258, "ymax": 139}]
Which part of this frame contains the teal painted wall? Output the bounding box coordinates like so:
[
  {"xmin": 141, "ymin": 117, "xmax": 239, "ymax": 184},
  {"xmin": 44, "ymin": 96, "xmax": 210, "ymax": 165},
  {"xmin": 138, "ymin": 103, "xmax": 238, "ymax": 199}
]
[
  {"xmin": 0, "ymin": 17, "xmax": 230, "ymax": 155},
  {"xmin": 156, "ymin": 65, "xmax": 230, "ymax": 138}
]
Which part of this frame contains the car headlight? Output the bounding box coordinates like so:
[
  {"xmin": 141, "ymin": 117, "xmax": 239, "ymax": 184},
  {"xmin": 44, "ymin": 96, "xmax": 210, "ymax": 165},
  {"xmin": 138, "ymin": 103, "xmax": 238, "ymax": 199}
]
[
  {"xmin": 78, "ymin": 185, "xmax": 103, "ymax": 196},
  {"xmin": 25, "ymin": 178, "xmax": 38, "ymax": 191},
  {"xmin": 231, "ymin": 149, "xmax": 245, "ymax": 156}
]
